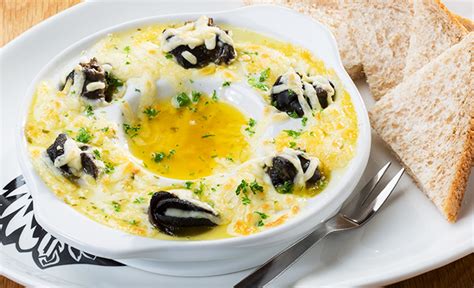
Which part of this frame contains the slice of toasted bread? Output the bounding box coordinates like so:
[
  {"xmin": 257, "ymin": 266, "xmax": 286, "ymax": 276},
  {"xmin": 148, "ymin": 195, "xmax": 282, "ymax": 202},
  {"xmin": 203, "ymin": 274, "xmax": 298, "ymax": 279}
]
[
  {"xmin": 455, "ymin": 14, "xmax": 474, "ymax": 32},
  {"xmin": 345, "ymin": 0, "xmax": 413, "ymax": 100},
  {"xmin": 370, "ymin": 33, "xmax": 473, "ymax": 222},
  {"xmin": 403, "ymin": 0, "xmax": 468, "ymax": 78},
  {"xmin": 243, "ymin": 0, "xmax": 364, "ymax": 79}
]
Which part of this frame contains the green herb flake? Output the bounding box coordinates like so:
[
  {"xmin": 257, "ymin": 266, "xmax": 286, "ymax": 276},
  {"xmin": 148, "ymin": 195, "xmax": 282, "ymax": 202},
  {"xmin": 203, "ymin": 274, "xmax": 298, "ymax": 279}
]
[
  {"xmin": 133, "ymin": 197, "xmax": 145, "ymax": 204},
  {"xmin": 143, "ymin": 107, "xmax": 159, "ymax": 119},
  {"xmin": 111, "ymin": 201, "xmax": 121, "ymax": 212},
  {"xmin": 129, "ymin": 219, "xmax": 138, "ymax": 225},
  {"xmin": 104, "ymin": 162, "xmax": 115, "ymax": 174},
  {"xmin": 245, "ymin": 118, "xmax": 257, "ymax": 136},
  {"xmin": 211, "ymin": 90, "xmax": 219, "ymax": 101},
  {"xmin": 123, "ymin": 123, "xmax": 141, "ymax": 138},
  {"xmin": 241, "ymin": 194, "xmax": 251, "ymax": 205},
  {"xmin": 276, "ymin": 181, "xmax": 294, "ymax": 194},
  {"xmin": 185, "ymin": 181, "xmax": 193, "ymax": 189},
  {"xmin": 289, "ymin": 141, "xmax": 297, "ymax": 148},
  {"xmin": 152, "ymin": 152, "xmax": 166, "ymax": 163},
  {"xmin": 191, "ymin": 91, "xmax": 201, "ymax": 102},
  {"xmin": 248, "ymin": 68, "xmax": 270, "ymax": 91},
  {"xmin": 288, "ymin": 111, "xmax": 299, "ymax": 118},
  {"xmin": 301, "ymin": 116, "xmax": 308, "ymax": 126},
  {"xmin": 175, "ymin": 92, "xmax": 191, "ymax": 107},
  {"xmin": 93, "ymin": 149, "xmax": 101, "ymax": 160},
  {"xmin": 193, "ymin": 182, "xmax": 205, "ymax": 196},
  {"xmin": 165, "ymin": 53, "xmax": 173, "ymax": 59},
  {"xmin": 283, "ymin": 129, "xmax": 301, "ymax": 138},
  {"xmin": 235, "ymin": 180, "xmax": 248, "ymax": 196},
  {"xmin": 85, "ymin": 105, "xmax": 94, "ymax": 117},
  {"xmin": 201, "ymin": 134, "xmax": 215, "ymax": 138},
  {"xmin": 222, "ymin": 81, "xmax": 231, "ymax": 87},
  {"xmin": 76, "ymin": 127, "xmax": 92, "ymax": 143},
  {"xmin": 250, "ymin": 180, "xmax": 264, "ymax": 194},
  {"xmin": 123, "ymin": 46, "xmax": 131, "ymax": 53}
]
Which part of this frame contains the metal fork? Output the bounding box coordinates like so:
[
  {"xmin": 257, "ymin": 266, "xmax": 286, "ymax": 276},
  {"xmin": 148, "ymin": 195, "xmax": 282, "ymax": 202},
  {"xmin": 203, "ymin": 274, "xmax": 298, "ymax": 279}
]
[{"xmin": 235, "ymin": 162, "xmax": 404, "ymax": 288}]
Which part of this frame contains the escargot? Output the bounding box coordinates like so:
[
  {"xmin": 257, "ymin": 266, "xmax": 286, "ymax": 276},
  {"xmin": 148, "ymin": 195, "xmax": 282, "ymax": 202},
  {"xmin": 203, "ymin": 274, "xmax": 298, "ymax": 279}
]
[
  {"xmin": 271, "ymin": 69, "xmax": 336, "ymax": 117},
  {"xmin": 46, "ymin": 133, "xmax": 103, "ymax": 179},
  {"xmin": 61, "ymin": 58, "xmax": 123, "ymax": 102},
  {"xmin": 265, "ymin": 148, "xmax": 322, "ymax": 193},
  {"xmin": 148, "ymin": 190, "xmax": 220, "ymax": 236},
  {"xmin": 161, "ymin": 16, "xmax": 236, "ymax": 69}
]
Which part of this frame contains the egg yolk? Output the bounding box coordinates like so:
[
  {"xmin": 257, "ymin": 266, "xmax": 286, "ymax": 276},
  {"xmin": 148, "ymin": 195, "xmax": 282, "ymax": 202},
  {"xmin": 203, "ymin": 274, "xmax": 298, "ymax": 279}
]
[{"xmin": 128, "ymin": 95, "xmax": 250, "ymax": 179}]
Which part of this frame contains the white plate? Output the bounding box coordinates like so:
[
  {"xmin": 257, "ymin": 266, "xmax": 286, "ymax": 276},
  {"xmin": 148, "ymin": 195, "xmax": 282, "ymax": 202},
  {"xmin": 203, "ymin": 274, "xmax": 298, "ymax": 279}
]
[{"xmin": 0, "ymin": 1, "xmax": 472, "ymax": 287}]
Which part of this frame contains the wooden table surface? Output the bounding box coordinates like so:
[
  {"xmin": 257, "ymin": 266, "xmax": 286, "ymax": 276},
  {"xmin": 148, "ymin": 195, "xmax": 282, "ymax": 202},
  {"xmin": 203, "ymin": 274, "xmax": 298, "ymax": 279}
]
[{"xmin": 1, "ymin": 1, "xmax": 472, "ymax": 287}]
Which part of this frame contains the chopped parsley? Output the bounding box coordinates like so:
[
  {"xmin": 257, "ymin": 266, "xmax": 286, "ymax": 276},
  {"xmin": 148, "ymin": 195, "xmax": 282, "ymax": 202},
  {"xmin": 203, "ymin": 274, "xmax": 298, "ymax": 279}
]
[
  {"xmin": 85, "ymin": 105, "xmax": 94, "ymax": 117},
  {"xmin": 184, "ymin": 181, "xmax": 193, "ymax": 189},
  {"xmin": 193, "ymin": 182, "xmax": 205, "ymax": 195},
  {"xmin": 301, "ymin": 116, "xmax": 308, "ymax": 126},
  {"xmin": 123, "ymin": 123, "xmax": 141, "ymax": 138},
  {"xmin": 222, "ymin": 81, "xmax": 231, "ymax": 87},
  {"xmin": 143, "ymin": 107, "xmax": 159, "ymax": 119},
  {"xmin": 93, "ymin": 149, "xmax": 101, "ymax": 159},
  {"xmin": 191, "ymin": 91, "xmax": 201, "ymax": 102},
  {"xmin": 248, "ymin": 68, "xmax": 270, "ymax": 91},
  {"xmin": 123, "ymin": 46, "xmax": 131, "ymax": 53},
  {"xmin": 201, "ymin": 134, "xmax": 215, "ymax": 138},
  {"xmin": 242, "ymin": 51, "xmax": 258, "ymax": 56},
  {"xmin": 175, "ymin": 92, "xmax": 191, "ymax": 107},
  {"xmin": 244, "ymin": 118, "xmax": 257, "ymax": 136},
  {"xmin": 276, "ymin": 181, "xmax": 294, "ymax": 194},
  {"xmin": 289, "ymin": 141, "xmax": 297, "ymax": 149},
  {"xmin": 211, "ymin": 90, "xmax": 219, "ymax": 101},
  {"xmin": 111, "ymin": 201, "xmax": 121, "ymax": 212},
  {"xmin": 76, "ymin": 127, "xmax": 92, "ymax": 143},
  {"xmin": 152, "ymin": 152, "xmax": 166, "ymax": 163},
  {"xmin": 165, "ymin": 53, "xmax": 173, "ymax": 59},
  {"xmin": 250, "ymin": 180, "xmax": 264, "ymax": 194},
  {"xmin": 241, "ymin": 194, "xmax": 251, "ymax": 205},
  {"xmin": 168, "ymin": 149, "xmax": 176, "ymax": 158},
  {"xmin": 255, "ymin": 211, "xmax": 269, "ymax": 227},
  {"xmin": 104, "ymin": 162, "xmax": 115, "ymax": 174},
  {"xmin": 135, "ymin": 88, "xmax": 141, "ymax": 93},
  {"xmin": 133, "ymin": 197, "xmax": 145, "ymax": 204},
  {"xmin": 288, "ymin": 111, "xmax": 299, "ymax": 118},
  {"xmin": 235, "ymin": 180, "xmax": 248, "ymax": 196},
  {"xmin": 283, "ymin": 129, "xmax": 301, "ymax": 138},
  {"xmin": 129, "ymin": 219, "xmax": 138, "ymax": 225}
]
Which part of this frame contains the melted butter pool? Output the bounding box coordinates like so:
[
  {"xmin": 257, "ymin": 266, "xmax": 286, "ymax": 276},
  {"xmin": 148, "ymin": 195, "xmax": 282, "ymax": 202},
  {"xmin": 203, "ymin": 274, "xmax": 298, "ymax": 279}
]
[{"xmin": 128, "ymin": 95, "xmax": 251, "ymax": 179}]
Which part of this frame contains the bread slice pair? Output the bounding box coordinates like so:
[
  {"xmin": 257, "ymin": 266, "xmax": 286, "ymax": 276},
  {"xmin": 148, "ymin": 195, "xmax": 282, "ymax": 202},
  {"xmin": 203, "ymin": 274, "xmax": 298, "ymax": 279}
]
[
  {"xmin": 242, "ymin": 0, "xmax": 364, "ymax": 79},
  {"xmin": 370, "ymin": 33, "xmax": 473, "ymax": 222}
]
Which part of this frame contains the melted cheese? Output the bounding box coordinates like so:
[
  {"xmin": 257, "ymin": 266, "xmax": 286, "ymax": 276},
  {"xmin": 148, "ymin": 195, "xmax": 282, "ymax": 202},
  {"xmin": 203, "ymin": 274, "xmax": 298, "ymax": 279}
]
[{"xmin": 161, "ymin": 16, "xmax": 234, "ymax": 52}]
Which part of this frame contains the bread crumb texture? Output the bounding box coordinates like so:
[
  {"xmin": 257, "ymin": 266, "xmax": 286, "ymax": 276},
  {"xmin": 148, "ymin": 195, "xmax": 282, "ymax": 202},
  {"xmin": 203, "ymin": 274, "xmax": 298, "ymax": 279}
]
[{"xmin": 370, "ymin": 33, "xmax": 474, "ymax": 222}]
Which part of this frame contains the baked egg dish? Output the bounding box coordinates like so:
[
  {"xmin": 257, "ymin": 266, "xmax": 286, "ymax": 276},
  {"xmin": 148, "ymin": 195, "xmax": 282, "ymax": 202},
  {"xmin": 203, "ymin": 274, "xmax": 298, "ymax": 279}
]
[{"xmin": 25, "ymin": 16, "xmax": 359, "ymax": 240}]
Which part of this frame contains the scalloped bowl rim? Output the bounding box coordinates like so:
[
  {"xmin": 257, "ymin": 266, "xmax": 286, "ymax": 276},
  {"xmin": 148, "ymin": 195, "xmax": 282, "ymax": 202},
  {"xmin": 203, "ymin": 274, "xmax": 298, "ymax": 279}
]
[{"xmin": 17, "ymin": 5, "xmax": 371, "ymax": 258}]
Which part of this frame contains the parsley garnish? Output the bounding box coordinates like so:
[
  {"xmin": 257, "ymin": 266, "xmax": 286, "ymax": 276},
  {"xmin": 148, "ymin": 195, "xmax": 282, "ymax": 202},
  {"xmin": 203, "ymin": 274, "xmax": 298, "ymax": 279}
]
[
  {"xmin": 143, "ymin": 107, "xmax": 159, "ymax": 119},
  {"xmin": 255, "ymin": 211, "xmax": 268, "ymax": 227},
  {"xmin": 301, "ymin": 116, "xmax": 308, "ymax": 126},
  {"xmin": 222, "ymin": 81, "xmax": 231, "ymax": 87},
  {"xmin": 201, "ymin": 134, "xmax": 215, "ymax": 138},
  {"xmin": 175, "ymin": 92, "xmax": 191, "ymax": 107},
  {"xmin": 235, "ymin": 180, "xmax": 248, "ymax": 196},
  {"xmin": 191, "ymin": 91, "xmax": 201, "ymax": 102},
  {"xmin": 289, "ymin": 141, "xmax": 297, "ymax": 148},
  {"xmin": 211, "ymin": 90, "xmax": 219, "ymax": 101},
  {"xmin": 193, "ymin": 182, "xmax": 205, "ymax": 195},
  {"xmin": 152, "ymin": 152, "xmax": 166, "ymax": 163},
  {"xmin": 133, "ymin": 197, "xmax": 145, "ymax": 204},
  {"xmin": 276, "ymin": 181, "xmax": 294, "ymax": 194},
  {"xmin": 288, "ymin": 111, "xmax": 299, "ymax": 118},
  {"xmin": 123, "ymin": 46, "xmax": 131, "ymax": 53},
  {"xmin": 76, "ymin": 127, "xmax": 92, "ymax": 143},
  {"xmin": 93, "ymin": 149, "xmax": 101, "ymax": 160},
  {"xmin": 104, "ymin": 162, "xmax": 115, "ymax": 174},
  {"xmin": 241, "ymin": 194, "xmax": 251, "ymax": 205},
  {"xmin": 111, "ymin": 201, "xmax": 121, "ymax": 212},
  {"xmin": 245, "ymin": 118, "xmax": 257, "ymax": 136},
  {"xmin": 185, "ymin": 181, "xmax": 193, "ymax": 189},
  {"xmin": 165, "ymin": 53, "xmax": 173, "ymax": 59},
  {"xmin": 85, "ymin": 105, "xmax": 94, "ymax": 117},
  {"xmin": 248, "ymin": 68, "xmax": 270, "ymax": 91},
  {"xmin": 283, "ymin": 129, "xmax": 301, "ymax": 138},
  {"xmin": 123, "ymin": 123, "xmax": 141, "ymax": 138},
  {"xmin": 250, "ymin": 180, "xmax": 264, "ymax": 194}
]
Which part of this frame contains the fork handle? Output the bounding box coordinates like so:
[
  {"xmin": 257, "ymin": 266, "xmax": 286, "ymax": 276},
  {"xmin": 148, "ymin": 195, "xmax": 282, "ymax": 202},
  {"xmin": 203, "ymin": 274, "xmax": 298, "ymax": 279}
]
[{"xmin": 234, "ymin": 222, "xmax": 331, "ymax": 288}]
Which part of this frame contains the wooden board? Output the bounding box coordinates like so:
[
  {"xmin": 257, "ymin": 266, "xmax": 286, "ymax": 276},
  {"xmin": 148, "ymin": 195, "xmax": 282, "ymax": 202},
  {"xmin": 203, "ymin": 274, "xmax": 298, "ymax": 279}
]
[{"xmin": 0, "ymin": 1, "xmax": 472, "ymax": 287}]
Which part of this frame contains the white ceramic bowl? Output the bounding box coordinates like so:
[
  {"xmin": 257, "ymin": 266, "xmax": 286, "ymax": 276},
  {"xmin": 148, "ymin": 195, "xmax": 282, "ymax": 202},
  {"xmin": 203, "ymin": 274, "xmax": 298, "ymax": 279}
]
[{"xmin": 18, "ymin": 5, "xmax": 371, "ymax": 276}]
